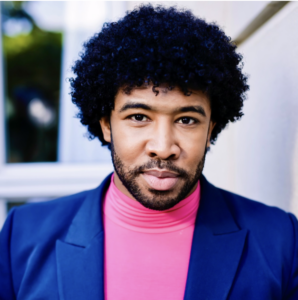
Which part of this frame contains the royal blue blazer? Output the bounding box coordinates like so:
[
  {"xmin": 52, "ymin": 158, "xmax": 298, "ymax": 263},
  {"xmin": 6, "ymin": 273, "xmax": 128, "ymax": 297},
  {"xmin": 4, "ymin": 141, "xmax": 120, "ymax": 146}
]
[{"xmin": 1, "ymin": 174, "xmax": 298, "ymax": 299}]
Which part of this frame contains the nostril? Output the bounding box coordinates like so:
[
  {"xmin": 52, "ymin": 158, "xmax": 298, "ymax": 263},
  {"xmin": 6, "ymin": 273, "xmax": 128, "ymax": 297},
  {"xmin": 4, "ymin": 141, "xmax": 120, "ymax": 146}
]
[
  {"xmin": 149, "ymin": 152, "xmax": 157, "ymax": 158},
  {"xmin": 148, "ymin": 152, "xmax": 176, "ymax": 160}
]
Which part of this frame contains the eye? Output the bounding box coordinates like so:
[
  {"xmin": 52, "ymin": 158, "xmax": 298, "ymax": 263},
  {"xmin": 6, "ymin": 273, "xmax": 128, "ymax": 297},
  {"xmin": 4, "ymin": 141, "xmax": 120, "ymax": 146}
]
[
  {"xmin": 130, "ymin": 114, "xmax": 149, "ymax": 122},
  {"xmin": 177, "ymin": 117, "xmax": 197, "ymax": 125}
]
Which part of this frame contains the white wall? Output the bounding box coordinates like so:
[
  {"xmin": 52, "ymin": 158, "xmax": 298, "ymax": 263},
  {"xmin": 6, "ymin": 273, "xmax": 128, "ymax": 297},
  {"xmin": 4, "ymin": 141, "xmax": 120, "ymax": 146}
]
[
  {"xmin": 127, "ymin": 1, "xmax": 268, "ymax": 40},
  {"xmin": 204, "ymin": 2, "xmax": 298, "ymax": 213}
]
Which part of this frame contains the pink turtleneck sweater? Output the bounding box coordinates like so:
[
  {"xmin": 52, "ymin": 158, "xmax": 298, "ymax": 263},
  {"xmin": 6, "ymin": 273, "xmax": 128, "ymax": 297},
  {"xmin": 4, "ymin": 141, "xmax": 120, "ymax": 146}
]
[{"xmin": 103, "ymin": 174, "xmax": 200, "ymax": 300}]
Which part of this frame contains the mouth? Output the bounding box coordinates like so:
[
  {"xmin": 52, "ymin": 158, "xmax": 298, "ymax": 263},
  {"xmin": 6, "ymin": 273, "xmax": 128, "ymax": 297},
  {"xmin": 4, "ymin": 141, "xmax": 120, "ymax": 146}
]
[{"xmin": 141, "ymin": 169, "xmax": 179, "ymax": 191}]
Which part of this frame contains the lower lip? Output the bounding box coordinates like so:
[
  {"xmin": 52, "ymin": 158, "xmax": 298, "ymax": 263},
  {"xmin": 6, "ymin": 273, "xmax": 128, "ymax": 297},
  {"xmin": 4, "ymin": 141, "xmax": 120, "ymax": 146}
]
[{"xmin": 142, "ymin": 173, "xmax": 179, "ymax": 191}]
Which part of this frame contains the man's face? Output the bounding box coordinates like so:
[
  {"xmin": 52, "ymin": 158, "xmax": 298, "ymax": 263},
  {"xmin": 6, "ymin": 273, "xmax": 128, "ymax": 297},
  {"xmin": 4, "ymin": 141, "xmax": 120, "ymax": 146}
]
[{"xmin": 100, "ymin": 85, "xmax": 215, "ymax": 210}]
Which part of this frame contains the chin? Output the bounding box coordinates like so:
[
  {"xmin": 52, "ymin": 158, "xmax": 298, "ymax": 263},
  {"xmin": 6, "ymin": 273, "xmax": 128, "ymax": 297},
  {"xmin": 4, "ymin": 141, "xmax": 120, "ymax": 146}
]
[{"xmin": 132, "ymin": 184, "xmax": 186, "ymax": 211}]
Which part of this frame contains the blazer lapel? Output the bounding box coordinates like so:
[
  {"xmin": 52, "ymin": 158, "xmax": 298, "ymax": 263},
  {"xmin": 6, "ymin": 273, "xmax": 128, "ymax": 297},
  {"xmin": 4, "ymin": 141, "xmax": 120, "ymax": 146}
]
[
  {"xmin": 56, "ymin": 174, "xmax": 112, "ymax": 300},
  {"xmin": 184, "ymin": 176, "xmax": 247, "ymax": 300}
]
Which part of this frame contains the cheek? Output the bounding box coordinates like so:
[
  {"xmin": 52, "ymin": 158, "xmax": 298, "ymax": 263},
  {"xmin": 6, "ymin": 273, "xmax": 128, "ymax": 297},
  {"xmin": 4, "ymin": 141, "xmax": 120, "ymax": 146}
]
[
  {"xmin": 178, "ymin": 128, "xmax": 208, "ymax": 161},
  {"xmin": 111, "ymin": 122, "xmax": 147, "ymax": 164}
]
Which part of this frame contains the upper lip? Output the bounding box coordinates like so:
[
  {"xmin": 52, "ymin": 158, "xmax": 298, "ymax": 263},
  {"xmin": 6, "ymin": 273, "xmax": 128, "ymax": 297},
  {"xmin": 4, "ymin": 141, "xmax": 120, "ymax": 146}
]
[{"xmin": 142, "ymin": 169, "xmax": 179, "ymax": 178}]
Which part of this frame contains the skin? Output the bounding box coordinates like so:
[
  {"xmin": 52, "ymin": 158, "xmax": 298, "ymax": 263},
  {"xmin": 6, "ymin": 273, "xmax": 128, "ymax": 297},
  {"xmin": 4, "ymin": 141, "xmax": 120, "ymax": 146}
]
[{"xmin": 100, "ymin": 85, "xmax": 215, "ymax": 207}]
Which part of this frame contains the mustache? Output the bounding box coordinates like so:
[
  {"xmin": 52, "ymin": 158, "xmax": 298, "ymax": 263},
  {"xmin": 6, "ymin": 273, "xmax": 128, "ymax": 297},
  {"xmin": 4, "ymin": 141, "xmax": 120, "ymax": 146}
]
[{"xmin": 129, "ymin": 160, "xmax": 188, "ymax": 178}]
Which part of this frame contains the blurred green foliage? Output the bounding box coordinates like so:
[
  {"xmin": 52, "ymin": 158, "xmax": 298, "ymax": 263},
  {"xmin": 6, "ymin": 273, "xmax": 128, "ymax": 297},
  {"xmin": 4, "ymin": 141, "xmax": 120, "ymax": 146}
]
[{"xmin": 1, "ymin": 1, "xmax": 62, "ymax": 162}]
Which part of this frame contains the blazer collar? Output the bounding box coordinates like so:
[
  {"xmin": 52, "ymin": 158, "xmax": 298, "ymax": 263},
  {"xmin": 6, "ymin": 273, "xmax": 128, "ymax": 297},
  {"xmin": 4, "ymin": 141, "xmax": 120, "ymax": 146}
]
[
  {"xmin": 56, "ymin": 173, "xmax": 247, "ymax": 300},
  {"xmin": 63, "ymin": 174, "xmax": 111, "ymax": 247},
  {"xmin": 184, "ymin": 175, "xmax": 247, "ymax": 300},
  {"xmin": 197, "ymin": 175, "xmax": 240, "ymax": 235},
  {"xmin": 55, "ymin": 174, "xmax": 111, "ymax": 300}
]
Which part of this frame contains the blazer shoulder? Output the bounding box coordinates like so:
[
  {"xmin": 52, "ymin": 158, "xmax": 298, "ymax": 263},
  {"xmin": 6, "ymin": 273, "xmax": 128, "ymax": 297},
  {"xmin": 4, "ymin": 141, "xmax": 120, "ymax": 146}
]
[
  {"xmin": 219, "ymin": 188, "xmax": 295, "ymax": 227},
  {"xmin": 5, "ymin": 189, "xmax": 95, "ymax": 244},
  {"xmin": 8, "ymin": 173, "xmax": 113, "ymax": 235},
  {"xmin": 14, "ymin": 189, "xmax": 89, "ymax": 222},
  {"xmin": 217, "ymin": 187, "xmax": 298, "ymax": 297},
  {"xmin": 218, "ymin": 187, "xmax": 297, "ymax": 251}
]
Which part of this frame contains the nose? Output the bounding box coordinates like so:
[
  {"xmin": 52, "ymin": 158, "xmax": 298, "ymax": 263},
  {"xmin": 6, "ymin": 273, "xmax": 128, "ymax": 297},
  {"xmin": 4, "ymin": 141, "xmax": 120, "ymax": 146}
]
[{"xmin": 145, "ymin": 120, "xmax": 181, "ymax": 160}]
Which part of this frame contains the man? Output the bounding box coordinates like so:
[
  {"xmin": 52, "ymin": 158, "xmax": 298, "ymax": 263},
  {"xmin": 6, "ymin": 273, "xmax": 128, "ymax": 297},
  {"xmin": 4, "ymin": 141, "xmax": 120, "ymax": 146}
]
[{"xmin": 1, "ymin": 5, "xmax": 297, "ymax": 300}]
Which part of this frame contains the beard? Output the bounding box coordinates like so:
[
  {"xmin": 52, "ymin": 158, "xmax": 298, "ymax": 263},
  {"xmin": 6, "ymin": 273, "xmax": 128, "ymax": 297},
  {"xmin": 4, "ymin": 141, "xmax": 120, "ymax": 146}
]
[{"xmin": 111, "ymin": 141, "xmax": 207, "ymax": 211}]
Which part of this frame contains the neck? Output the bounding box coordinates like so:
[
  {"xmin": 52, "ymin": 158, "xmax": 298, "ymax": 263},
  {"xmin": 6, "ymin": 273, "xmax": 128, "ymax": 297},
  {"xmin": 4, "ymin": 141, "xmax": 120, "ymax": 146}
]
[{"xmin": 113, "ymin": 171, "xmax": 134, "ymax": 199}]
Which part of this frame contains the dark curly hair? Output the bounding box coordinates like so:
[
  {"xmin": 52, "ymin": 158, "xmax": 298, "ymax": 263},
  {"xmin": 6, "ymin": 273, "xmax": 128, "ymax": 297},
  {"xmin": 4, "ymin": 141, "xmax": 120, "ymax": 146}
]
[{"xmin": 71, "ymin": 4, "xmax": 249, "ymax": 147}]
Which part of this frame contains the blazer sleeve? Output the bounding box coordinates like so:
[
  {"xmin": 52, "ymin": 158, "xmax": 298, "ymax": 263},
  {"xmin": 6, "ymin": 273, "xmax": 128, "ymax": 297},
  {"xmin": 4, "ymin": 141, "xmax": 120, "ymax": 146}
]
[
  {"xmin": 285, "ymin": 213, "xmax": 298, "ymax": 299},
  {"xmin": 0, "ymin": 208, "xmax": 16, "ymax": 300}
]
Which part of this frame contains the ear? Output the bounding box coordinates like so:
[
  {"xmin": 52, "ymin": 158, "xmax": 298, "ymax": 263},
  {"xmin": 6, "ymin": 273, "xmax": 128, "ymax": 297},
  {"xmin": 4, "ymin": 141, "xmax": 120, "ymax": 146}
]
[
  {"xmin": 206, "ymin": 121, "xmax": 216, "ymax": 148},
  {"xmin": 99, "ymin": 116, "xmax": 111, "ymax": 143}
]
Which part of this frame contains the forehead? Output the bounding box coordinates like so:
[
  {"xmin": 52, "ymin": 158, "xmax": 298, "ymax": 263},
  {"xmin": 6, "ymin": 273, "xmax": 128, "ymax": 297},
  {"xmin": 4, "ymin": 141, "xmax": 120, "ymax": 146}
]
[{"xmin": 114, "ymin": 86, "xmax": 211, "ymax": 112}]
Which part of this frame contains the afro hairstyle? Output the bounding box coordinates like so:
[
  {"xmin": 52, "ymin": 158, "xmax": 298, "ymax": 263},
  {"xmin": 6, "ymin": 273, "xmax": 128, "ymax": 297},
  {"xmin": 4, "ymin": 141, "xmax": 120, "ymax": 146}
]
[{"xmin": 70, "ymin": 4, "xmax": 249, "ymax": 147}]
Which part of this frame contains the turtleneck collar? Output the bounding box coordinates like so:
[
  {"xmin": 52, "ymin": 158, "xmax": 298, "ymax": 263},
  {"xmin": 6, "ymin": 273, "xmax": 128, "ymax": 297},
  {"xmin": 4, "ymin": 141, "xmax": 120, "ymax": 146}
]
[{"xmin": 103, "ymin": 174, "xmax": 200, "ymax": 233}]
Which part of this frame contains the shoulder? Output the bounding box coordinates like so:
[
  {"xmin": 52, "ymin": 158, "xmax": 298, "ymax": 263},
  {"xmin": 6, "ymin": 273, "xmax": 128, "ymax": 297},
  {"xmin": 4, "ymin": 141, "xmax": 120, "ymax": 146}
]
[
  {"xmin": 219, "ymin": 188, "xmax": 297, "ymax": 235},
  {"xmin": 216, "ymin": 187, "xmax": 298, "ymax": 297},
  {"xmin": 219, "ymin": 188, "xmax": 297, "ymax": 274},
  {"xmin": 13, "ymin": 189, "xmax": 89, "ymax": 221},
  {"xmin": 1, "ymin": 173, "xmax": 112, "ymax": 243},
  {"xmin": 4, "ymin": 189, "xmax": 92, "ymax": 243},
  {"xmin": 0, "ymin": 188, "xmax": 97, "ymax": 298}
]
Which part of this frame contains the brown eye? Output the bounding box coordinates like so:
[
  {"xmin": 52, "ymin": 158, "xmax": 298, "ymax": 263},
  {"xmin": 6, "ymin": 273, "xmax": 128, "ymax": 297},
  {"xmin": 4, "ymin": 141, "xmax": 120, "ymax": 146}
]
[
  {"xmin": 177, "ymin": 117, "xmax": 196, "ymax": 124},
  {"xmin": 131, "ymin": 114, "xmax": 148, "ymax": 122}
]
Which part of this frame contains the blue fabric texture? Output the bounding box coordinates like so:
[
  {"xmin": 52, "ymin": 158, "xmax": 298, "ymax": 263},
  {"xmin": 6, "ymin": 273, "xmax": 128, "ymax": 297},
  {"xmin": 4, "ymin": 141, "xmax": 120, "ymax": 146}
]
[{"xmin": 0, "ymin": 174, "xmax": 298, "ymax": 300}]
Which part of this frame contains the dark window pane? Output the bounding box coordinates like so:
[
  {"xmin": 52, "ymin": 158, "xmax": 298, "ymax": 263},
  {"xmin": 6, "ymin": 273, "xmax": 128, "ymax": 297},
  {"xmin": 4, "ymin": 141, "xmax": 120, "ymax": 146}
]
[
  {"xmin": 1, "ymin": 1, "xmax": 62, "ymax": 163},
  {"xmin": 6, "ymin": 201, "xmax": 26, "ymax": 212},
  {"xmin": 6, "ymin": 197, "xmax": 54, "ymax": 213}
]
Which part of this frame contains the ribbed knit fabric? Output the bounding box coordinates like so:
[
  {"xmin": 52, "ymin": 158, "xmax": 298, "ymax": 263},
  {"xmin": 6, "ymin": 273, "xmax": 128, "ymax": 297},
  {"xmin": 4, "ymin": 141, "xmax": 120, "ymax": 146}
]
[{"xmin": 103, "ymin": 174, "xmax": 200, "ymax": 300}]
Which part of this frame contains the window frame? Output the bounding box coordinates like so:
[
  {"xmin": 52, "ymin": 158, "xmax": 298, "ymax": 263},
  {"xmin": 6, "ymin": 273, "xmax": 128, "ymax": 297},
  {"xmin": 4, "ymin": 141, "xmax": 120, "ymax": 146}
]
[{"xmin": 0, "ymin": 6, "xmax": 113, "ymax": 228}]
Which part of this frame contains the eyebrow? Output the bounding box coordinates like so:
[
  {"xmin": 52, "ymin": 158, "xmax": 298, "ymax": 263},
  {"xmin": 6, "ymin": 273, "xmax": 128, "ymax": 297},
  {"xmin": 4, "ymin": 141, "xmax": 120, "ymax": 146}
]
[
  {"xmin": 119, "ymin": 103, "xmax": 151, "ymax": 113},
  {"xmin": 178, "ymin": 106, "xmax": 206, "ymax": 117},
  {"xmin": 119, "ymin": 102, "xmax": 206, "ymax": 117}
]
